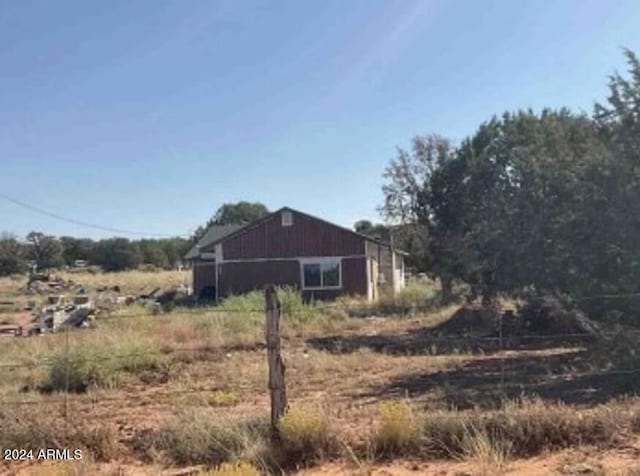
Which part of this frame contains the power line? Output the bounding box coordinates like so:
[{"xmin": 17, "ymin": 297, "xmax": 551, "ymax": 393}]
[{"xmin": 0, "ymin": 192, "xmax": 189, "ymax": 238}]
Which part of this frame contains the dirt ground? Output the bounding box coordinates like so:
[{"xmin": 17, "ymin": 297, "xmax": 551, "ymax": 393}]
[
  {"xmin": 3, "ymin": 274, "xmax": 640, "ymax": 475},
  {"xmin": 5, "ymin": 445, "xmax": 640, "ymax": 475}
]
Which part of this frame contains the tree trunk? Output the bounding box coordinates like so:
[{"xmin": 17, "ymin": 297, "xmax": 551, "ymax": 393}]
[{"xmin": 440, "ymin": 276, "xmax": 454, "ymax": 304}]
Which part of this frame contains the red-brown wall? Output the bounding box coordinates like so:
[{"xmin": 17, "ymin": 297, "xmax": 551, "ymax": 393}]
[
  {"xmin": 193, "ymin": 262, "xmax": 216, "ymax": 296},
  {"xmin": 222, "ymin": 210, "xmax": 365, "ymax": 260},
  {"xmin": 218, "ymin": 260, "xmax": 300, "ymax": 297},
  {"xmin": 217, "ymin": 256, "xmax": 368, "ymax": 300}
]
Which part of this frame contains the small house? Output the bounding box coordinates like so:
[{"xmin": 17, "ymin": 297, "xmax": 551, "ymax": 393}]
[{"xmin": 185, "ymin": 207, "xmax": 406, "ymax": 302}]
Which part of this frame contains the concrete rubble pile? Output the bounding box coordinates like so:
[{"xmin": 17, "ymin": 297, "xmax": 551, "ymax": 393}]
[
  {"xmin": 29, "ymin": 294, "xmax": 96, "ymax": 335},
  {"xmin": 3, "ymin": 280, "xmax": 193, "ymax": 338}
]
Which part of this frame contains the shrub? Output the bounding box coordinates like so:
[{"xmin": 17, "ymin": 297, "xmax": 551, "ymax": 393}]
[
  {"xmin": 154, "ymin": 408, "xmax": 269, "ymax": 466},
  {"xmin": 278, "ymin": 405, "xmax": 336, "ymax": 462},
  {"xmin": 373, "ymin": 400, "xmax": 421, "ymax": 456}
]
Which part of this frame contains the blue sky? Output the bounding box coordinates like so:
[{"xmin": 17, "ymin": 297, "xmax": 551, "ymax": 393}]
[{"xmin": 1, "ymin": 0, "xmax": 639, "ymax": 239}]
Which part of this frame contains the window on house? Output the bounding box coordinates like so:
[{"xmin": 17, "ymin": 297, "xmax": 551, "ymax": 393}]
[
  {"xmin": 301, "ymin": 259, "xmax": 341, "ymax": 289},
  {"xmin": 282, "ymin": 211, "xmax": 293, "ymax": 227}
]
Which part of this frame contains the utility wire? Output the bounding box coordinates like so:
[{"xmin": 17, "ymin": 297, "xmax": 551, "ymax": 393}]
[{"xmin": 0, "ymin": 191, "xmax": 189, "ymax": 238}]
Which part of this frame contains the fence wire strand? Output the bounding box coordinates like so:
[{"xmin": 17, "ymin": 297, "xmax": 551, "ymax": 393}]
[{"xmin": 3, "ymin": 292, "xmax": 640, "ymax": 425}]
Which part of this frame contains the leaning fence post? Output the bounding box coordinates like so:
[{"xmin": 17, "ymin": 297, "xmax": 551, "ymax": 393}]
[{"xmin": 265, "ymin": 285, "xmax": 287, "ymax": 438}]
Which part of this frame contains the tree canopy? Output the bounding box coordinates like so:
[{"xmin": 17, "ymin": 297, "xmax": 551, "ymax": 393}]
[
  {"xmin": 381, "ymin": 50, "xmax": 640, "ymax": 316},
  {"xmin": 193, "ymin": 201, "xmax": 270, "ymax": 241}
]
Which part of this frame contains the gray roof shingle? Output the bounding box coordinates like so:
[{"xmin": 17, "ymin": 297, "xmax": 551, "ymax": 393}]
[{"xmin": 184, "ymin": 224, "xmax": 243, "ymax": 260}]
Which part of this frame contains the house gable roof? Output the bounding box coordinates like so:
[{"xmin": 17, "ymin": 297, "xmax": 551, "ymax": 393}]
[{"xmin": 196, "ymin": 207, "xmax": 407, "ymax": 255}]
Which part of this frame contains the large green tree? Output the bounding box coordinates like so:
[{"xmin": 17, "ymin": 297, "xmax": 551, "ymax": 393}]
[
  {"xmin": 452, "ymin": 110, "xmax": 610, "ymax": 301},
  {"xmin": 25, "ymin": 231, "xmax": 64, "ymax": 271},
  {"xmin": 381, "ymin": 135, "xmax": 465, "ymax": 302},
  {"xmin": 93, "ymin": 238, "xmax": 142, "ymax": 272},
  {"xmin": 194, "ymin": 201, "xmax": 270, "ymax": 241},
  {"xmin": 0, "ymin": 234, "xmax": 26, "ymax": 276},
  {"xmin": 60, "ymin": 236, "xmax": 95, "ymax": 266}
]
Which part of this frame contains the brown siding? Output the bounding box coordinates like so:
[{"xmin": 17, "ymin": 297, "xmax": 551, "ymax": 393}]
[
  {"xmin": 218, "ymin": 260, "xmax": 300, "ymax": 298},
  {"xmin": 193, "ymin": 262, "xmax": 216, "ymax": 297},
  {"xmin": 219, "ymin": 256, "xmax": 368, "ymax": 301},
  {"xmin": 223, "ymin": 210, "xmax": 365, "ymax": 260},
  {"xmin": 342, "ymin": 256, "xmax": 367, "ymax": 295}
]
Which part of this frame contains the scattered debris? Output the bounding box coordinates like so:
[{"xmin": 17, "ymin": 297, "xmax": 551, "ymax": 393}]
[
  {"xmin": 29, "ymin": 293, "xmax": 96, "ymax": 335},
  {"xmin": 25, "ymin": 273, "xmax": 80, "ymax": 294}
]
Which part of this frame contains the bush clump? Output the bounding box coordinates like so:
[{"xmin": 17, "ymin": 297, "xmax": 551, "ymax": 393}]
[
  {"xmin": 373, "ymin": 400, "xmax": 421, "ymax": 456},
  {"xmin": 278, "ymin": 405, "xmax": 337, "ymax": 463},
  {"xmin": 42, "ymin": 341, "xmax": 172, "ymax": 392},
  {"xmin": 154, "ymin": 408, "xmax": 269, "ymax": 466}
]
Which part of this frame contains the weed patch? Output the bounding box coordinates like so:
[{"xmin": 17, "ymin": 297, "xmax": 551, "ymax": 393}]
[
  {"xmin": 153, "ymin": 408, "xmax": 269, "ymax": 467},
  {"xmin": 372, "ymin": 400, "xmax": 421, "ymax": 456},
  {"xmin": 423, "ymin": 399, "xmax": 623, "ymax": 458},
  {"xmin": 0, "ymin": 406, "xmax": 120, "ymax": 461},
  {"xmin": 278, "ymin": 405, "xmax": 337, "ymax": 464},
  {"xmin": 40, "ymin": 341, "xmax": 172, "ymax": 392},
  {"xmin": 200, "ymin": 461, "xmax": 261, "ymax": 476}
]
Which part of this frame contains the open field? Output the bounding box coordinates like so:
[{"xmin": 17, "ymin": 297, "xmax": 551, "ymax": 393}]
[{"xmin": 2, "ymin": 273, "xmax": 640, "ymax": 475}]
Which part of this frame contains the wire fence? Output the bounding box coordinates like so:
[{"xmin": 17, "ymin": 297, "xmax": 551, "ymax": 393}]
[{"xmin": 2, "ymin": 291, "xmax": 640, "ymax": 424}]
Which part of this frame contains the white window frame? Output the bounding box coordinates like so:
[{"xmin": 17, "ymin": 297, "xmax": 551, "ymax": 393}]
[{"xmin": 300, "ymin": 257, "xmax": 342, "ymax": 290}]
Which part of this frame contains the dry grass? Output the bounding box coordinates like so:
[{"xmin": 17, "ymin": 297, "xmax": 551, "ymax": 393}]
[
  {"xmin": 461, "ymin": 428, "xmax": 511, "ymax": 476},
  {"xmin": 152, "ymin": 408, "xmax": 270, "ymax": 468},
  {"xmin": 0, "ymin": 405, "xmax": 121, "ymax": 461},
  {"xmin": 372, "ymin": 400, "xmax": 421, "ymax": 456},
  {"xmin": 199, "ymin": 462, "xmax": 262, "ymax": 476},
  {"xmin": 421, "ymin": 398, "xmax": 624, "ymax": 458},
  {"xmin": 278, "ymin": 405, "xmax": 338, "ymax": 463},
  {"xmin": 57, "ymin": 269, "xmax": 190, "ymax": 294},
  {"xmin": 3, "ymin": 270, "xmax": 640, "ymax": 473},
  {"xmin": 0, "ymin": 269, "xmax": 190, "ymax": 299}
]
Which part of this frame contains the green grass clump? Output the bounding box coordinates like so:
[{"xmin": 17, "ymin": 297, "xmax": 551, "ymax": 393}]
[
  {"xmin": 42, "ymin": 340, "xmax": 172, "ymax": 392},
  {"xmin": 219, "ymin": 286, "xmax": 321, "ymax": 320}
]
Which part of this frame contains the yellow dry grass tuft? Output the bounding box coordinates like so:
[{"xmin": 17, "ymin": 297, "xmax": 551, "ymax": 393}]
[
  {"xmin": 278, "ymin": 405, "xmax": 337, "ymax": 463},
  {"xmin": 199, "ymin": 461, "xmax": 262, "ymax": 476},
  {"xmin": 372, "ymin": 400, "xmax": 421, "ymax": 456}
]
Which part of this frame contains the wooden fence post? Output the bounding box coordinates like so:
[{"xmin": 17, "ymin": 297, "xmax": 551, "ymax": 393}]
[{"xmin": 265, "ymin": 285, "xmax": 287, "ymax": 438}]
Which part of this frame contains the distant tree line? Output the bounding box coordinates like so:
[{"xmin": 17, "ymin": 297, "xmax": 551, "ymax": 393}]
[
  {"xmin": 0, "ymin": 201, "xmax": 271, "ymax": 275},
  {"xmin": 0, "ymin": 232, "xmax": 191, "ymax": 275},
  {"xmin": 379, "ymin": 50, "xmax": 640, "ymax": 321}
]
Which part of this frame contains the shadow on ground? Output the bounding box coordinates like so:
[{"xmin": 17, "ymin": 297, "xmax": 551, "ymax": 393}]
[{"xmin": 307, "ymin": 310, "xmax": 640, "ymax": 408}]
